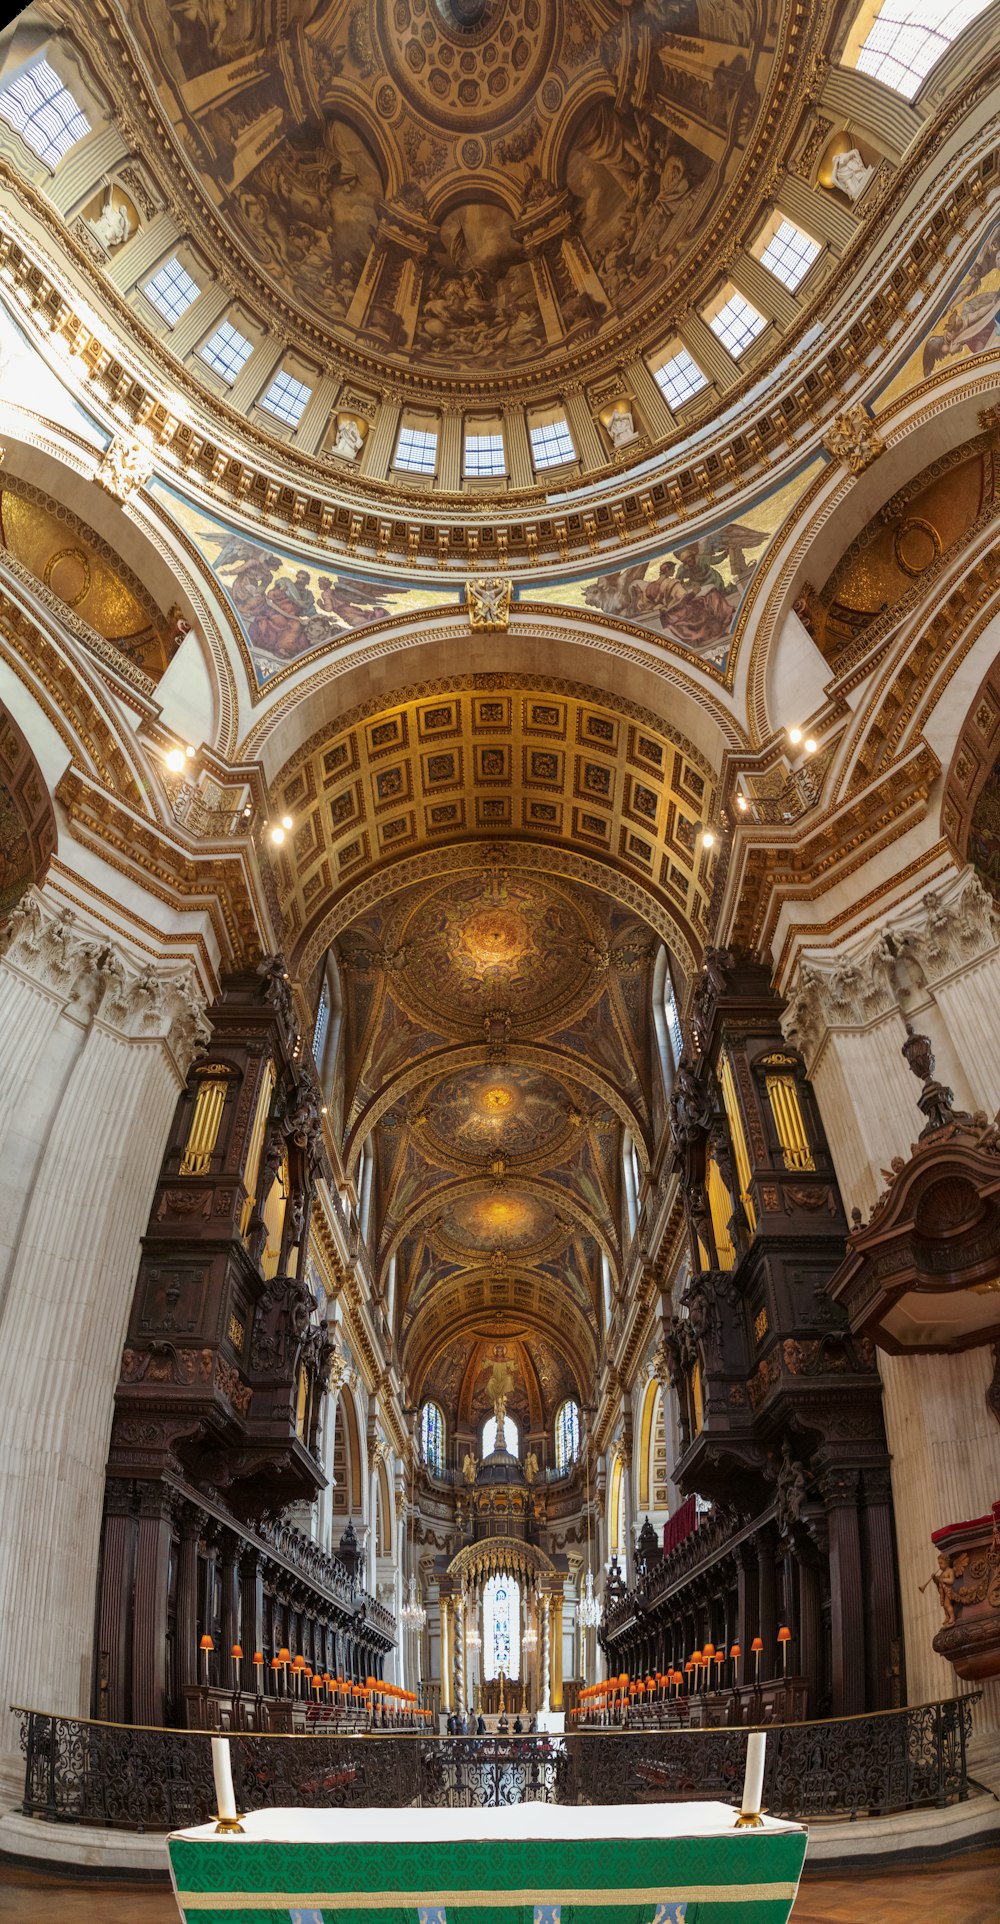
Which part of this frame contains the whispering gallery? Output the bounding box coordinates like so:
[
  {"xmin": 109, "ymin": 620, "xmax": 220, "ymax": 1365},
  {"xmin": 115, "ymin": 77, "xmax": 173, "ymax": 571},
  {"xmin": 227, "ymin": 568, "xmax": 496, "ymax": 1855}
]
[{"xmin": 1, "ymin": 0, "xmax": 1000, "ymax": 1917}]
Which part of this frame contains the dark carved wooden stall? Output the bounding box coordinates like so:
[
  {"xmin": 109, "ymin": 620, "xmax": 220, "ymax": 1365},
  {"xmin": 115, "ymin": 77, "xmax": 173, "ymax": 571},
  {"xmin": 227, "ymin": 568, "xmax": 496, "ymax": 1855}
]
[
  {"xmin": 94, "ymin": 958, "xmax": 394, "ymax": 1729},
  {"xmin": 601, "ymin": 949, "xmax": 902, "ymax": 1720}
]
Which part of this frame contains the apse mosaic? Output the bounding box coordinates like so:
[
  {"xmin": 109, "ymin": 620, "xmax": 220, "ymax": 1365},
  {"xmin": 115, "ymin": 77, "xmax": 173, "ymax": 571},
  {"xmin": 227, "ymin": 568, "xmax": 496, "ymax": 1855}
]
[
  {"xmin": 525, "ymin": 461, "xmax": 822, "ymax": 672},
  {"xmin": 877, "ymin": 217, "xmax": 1000, "ymax": 410},
  {"xmin": 120, "ymin": 0, "xmax": 788, "ymax": 382},
  {"xmin": 155, "ymin": 484, "xmax": 460, "ymax": 682}
]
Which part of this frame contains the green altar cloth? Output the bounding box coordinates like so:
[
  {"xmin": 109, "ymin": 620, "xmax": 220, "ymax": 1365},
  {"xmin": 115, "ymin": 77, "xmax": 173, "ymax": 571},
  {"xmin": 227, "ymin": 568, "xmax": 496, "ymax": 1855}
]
[{"xmin": 167, "ymin": 1800, "xmax": 807, "ymax": 1924}]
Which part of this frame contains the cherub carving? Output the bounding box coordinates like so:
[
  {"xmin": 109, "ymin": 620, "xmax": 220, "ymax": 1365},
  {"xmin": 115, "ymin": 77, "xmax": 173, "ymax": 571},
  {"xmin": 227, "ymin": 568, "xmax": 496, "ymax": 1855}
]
[{"xmin": 919, "ymin": 1550, "xmax": 968, "ymax": 1625}]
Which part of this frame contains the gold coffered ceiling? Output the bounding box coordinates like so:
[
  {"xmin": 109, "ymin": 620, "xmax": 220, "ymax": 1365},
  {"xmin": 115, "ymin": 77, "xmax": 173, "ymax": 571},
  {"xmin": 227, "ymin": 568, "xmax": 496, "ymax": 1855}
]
[
  {"xmin": 274, "ymin": 676, "xmax": 717, "ymax": 974},
  {"xmin": 109, "ymin": 0, "xmax": 804, "ymax": 391}
]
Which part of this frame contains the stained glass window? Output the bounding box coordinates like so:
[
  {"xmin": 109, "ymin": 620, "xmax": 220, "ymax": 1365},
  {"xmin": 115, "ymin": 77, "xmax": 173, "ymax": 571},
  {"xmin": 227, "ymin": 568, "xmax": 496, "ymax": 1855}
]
[
  {"xmin": 421, "ymin": 1400, "xmax": 444, "ymax": 1474},
  {"xmin": 484, "ymin": 1573, "xmax": 520, "ymax": 1681},
  {"xmin": 555, "ymin": 1398, "xmax": 580, "ymax": 1473}
]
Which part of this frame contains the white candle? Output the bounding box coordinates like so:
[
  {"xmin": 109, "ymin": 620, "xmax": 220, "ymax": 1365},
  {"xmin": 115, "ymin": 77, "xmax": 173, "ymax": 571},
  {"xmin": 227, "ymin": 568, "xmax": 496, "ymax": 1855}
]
[
  {"xmin": 741, "ymin": 1731, "xmax": 766, "ymax": 1816},
  {"xmin": 211, "ymin": 1736, "xmax": 237, "ymax": 1822}
]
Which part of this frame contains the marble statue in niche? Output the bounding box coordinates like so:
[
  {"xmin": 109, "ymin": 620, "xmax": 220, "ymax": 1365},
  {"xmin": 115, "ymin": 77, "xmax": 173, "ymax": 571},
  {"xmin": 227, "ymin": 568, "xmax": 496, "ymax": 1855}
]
[
  {"xmin": 331, "ymin": 416, "xmax": 364, "ymax": 462},
  {"xmin": 87, "ymin": 183, "xmax": 137, "ymax": 251},
  {"xmin": 606, "ymin": 404, "xmax": 639, "ymax": 451},
  {"xmin": 828, "ymin": 146, "xmax": 874, "ymax": 201}
]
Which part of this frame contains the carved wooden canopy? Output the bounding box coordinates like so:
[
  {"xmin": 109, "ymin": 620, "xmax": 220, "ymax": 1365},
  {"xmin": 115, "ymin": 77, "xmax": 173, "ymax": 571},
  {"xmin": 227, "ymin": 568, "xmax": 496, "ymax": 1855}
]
[{"xmin": 828, "ymin": 1120, "xmax": 1000, "ymax": 1353}]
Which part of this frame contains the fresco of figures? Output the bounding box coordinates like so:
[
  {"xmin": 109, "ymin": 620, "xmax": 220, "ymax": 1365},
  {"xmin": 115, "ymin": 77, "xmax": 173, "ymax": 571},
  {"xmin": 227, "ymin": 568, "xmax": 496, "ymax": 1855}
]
[
  {"xmin": 120, "ymin": 0, "xmax": 782, "ymax": 375},
  {"xmin": 158, "ymin": 487, "xmax": 460, "ymax": 683},
  {"xmin": 879, "ymin": 219, "xmax": 1000, "ymax": 407}
]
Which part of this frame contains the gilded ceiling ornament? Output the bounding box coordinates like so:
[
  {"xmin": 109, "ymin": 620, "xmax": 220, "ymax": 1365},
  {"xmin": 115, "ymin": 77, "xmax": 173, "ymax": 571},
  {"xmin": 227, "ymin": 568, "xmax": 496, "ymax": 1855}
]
[
  {"xmin": 466, "ymin": 576, "xmax": 513, "ymax": 631},
  {"xmin": 822, "ymin": 406, "xmax": 885, "ymax": 477},
  {"xmin": 96, "ymin": 434, "xmax": 156, "ymax": 502}
]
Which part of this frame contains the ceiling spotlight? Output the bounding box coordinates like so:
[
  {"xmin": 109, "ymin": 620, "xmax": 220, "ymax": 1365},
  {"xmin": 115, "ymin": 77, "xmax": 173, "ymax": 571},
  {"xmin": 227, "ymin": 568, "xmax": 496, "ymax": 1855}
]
[
  {"xmin": 787, "ymin": 726, "xmax": 803, "ymax": 747},
  {"xmin": 702, "ymin": 828, "xmax": 716, "ymax": 849},
  {"xmin": 165, "ymin": 748, "xmax": 186, "ymax": 774},
  {"xmin": 281, "ymin": 814, "xmax": 293, "ymax": 830},
  {"xmin": 805, "ymin": 737, "xmax": 817, "ymax": 754},
  {"xmin": 185, "ymin": 744, "xmax": 196, "ymax": 760},
  {"xmin": 736, "ymin": 794, "xmax": 748, "ymax": 812},
  {"xmin": 270, "ymin": 826, "xmax": 286, "ymax": 846}
]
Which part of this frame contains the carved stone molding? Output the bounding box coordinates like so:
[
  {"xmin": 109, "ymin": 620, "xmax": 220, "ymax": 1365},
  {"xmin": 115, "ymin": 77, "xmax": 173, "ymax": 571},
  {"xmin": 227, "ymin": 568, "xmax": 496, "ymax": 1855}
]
[
  {"xmin": 0, "ymin": 885, "xmax": 210, "ymax": 1074},
  {"xmin": 782, "ymin": 869, "xmax": 1000, "ymax": 1064}
]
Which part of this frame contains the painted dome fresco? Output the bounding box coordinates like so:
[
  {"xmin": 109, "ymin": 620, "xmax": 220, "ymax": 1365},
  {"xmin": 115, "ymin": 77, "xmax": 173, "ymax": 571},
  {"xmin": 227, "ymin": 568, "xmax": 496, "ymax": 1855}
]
[{"xmin": 111, "ymin": 0, "xmax": 796, "ymax": 390}]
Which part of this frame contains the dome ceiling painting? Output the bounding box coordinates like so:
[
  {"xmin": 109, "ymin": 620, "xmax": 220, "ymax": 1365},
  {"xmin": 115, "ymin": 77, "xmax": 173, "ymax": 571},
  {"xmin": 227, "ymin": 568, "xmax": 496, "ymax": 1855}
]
[
  {"xmin": 118, "ymin": 0, "xmax": 793, "ymax": 386},
  {"xmin": 330, "ymin": 855, "xmax": 660, "ymax": 1418}
]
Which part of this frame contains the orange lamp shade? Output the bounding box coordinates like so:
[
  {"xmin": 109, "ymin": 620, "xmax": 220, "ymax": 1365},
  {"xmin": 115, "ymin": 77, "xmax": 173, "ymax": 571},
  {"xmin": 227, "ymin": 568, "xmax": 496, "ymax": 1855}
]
[
  {"xmin": 778, "ymin": 1626, "xmax": 791, "ymax": 1642},
  {"xmin": 199, "ymin": 1635, "xmax": 214, "ymax": 1651},
  {"xmin": 703, "ymin": 1642, "xmax": 715, "ymax": 1658},
  {"xmin": 252, "ymin": 1651, "xmax": 264, "ymax": 1665},
  {"xmin": 751, "ymin": 1636, "xmax": 764, "ymax": 1652},
  {"xmin": 231, "ymin": 1644, "xmax": 243, "ymax": 1660},
  {"xmin": 292, "ymin": 1655, "xmax": 305, "ymax": 1670},
  {"xmin": 270, "ymin": 1657, "xmax": 281, "ymax": 1670},
  {"xmin": 730, "ymin": 1643, "xmax": 741, "ymax": 1658},
  {"xmin": 278, "ymin": 1647, "xmax": 291, "ymax": 1663}
]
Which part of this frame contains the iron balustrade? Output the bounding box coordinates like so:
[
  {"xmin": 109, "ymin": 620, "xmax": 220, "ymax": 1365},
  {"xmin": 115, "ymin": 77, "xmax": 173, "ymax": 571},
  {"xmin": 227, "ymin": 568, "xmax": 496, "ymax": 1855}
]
[{"xmin": 15, "ymin": 1696, "xmax": 977, "ymax": 1833}]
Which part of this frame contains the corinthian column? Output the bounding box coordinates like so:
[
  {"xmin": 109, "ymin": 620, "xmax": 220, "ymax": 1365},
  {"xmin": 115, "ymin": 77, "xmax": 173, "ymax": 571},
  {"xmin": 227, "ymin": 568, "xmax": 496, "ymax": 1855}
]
[
  {"xmin": 0, "ymin": 887, "xmax": 209, "ymax": 1767},
  {"xmin": 540, "ymin": 1590, "xmax": 551, "ymax": 1714}
]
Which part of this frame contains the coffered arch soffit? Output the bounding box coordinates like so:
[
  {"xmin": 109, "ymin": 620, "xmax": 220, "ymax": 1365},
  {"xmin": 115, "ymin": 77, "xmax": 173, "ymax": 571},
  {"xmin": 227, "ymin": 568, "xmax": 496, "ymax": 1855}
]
[
  {"xmin": 377, "ymin": 1155, "xmax": 624, "ymax": 1279},
  {"xmin": 742, "ymin": 375, "xmax": 1000, "ymax": 747}
]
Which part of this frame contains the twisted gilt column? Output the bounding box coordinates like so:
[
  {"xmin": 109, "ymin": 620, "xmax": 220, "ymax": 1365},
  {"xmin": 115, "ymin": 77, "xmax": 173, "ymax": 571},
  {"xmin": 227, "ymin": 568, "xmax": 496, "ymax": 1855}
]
[
  {"xmin": 453, "ymin": 1593, "xmax": 466, "ymax": 1714},
  {"xmin": 540, "ymin": 1589, "xmax": 551, "ymax": 1713}
]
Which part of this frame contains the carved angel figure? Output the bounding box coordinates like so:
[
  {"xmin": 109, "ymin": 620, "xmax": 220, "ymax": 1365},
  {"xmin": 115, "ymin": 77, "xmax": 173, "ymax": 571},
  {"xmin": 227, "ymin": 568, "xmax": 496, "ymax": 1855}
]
[
  {"xmin": 462, "ymin": 1450, "xmax": 479, "ymax": 1485},
  {"xmin": 920, "ymin": 1550, "xmax": 968, "ymax": 1625}
]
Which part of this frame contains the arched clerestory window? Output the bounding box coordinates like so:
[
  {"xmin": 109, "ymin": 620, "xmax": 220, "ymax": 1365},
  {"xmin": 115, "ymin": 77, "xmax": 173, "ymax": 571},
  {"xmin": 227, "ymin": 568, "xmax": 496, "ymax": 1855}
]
[
  {"xmin": 554, "ymin": 1398, "xmax": 580, "ymax": 1474},
  {"xmin": 420, "ymin": 1400, "xmax": 445, "ymax": 1475},
  {"xmin": 482, "ymin": 1409, "xmax": 519, "ymax": 1457}
]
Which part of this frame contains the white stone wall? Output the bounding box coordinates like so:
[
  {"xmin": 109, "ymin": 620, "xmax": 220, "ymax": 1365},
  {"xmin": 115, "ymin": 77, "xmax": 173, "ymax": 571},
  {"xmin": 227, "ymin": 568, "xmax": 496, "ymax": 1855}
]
[
  {"xmin": 782, "ymin": 865, "xmax": 1000, "ymax": 1726},
  {"xmin": 0, "ymin": 887, "xmax": 208, "ymax": 1767}
]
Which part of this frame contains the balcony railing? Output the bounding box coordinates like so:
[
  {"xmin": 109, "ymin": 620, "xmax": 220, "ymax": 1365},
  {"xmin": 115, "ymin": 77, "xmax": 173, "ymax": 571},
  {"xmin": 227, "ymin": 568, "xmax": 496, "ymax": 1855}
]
[{"xmin": 15, "ymin": 1695, "xmax": 977, "ymax": 1830}]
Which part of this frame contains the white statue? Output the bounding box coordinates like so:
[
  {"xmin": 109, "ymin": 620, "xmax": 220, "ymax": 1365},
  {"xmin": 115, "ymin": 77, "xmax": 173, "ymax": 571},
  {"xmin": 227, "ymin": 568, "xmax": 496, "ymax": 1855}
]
[
  {"xmin": 607, "ymin": 403, "xmax": 638, "ymax": 450},
  {"xmin": 88, "ymin": 186, "xmax": 135, "ymax": 252},
  {"xmin": 830, "ymin": 147, "xmax": 874, "ymax": 202},
  {"xmin": 332, "ymin": 415, "xmax": 364, "ymax": 461}
]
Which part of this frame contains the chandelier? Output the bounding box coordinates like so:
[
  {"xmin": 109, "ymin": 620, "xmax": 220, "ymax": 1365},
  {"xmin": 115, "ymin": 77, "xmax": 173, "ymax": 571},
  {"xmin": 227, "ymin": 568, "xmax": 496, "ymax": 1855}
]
[
  {"xmin": 576, "ymin": 1429, "xmax": 602, "ymax": 1632},
  {"xmin": 400, "ymin": 1574, "xmax": 426, "ymax": 1631},
  {"xmin": 578, "ymin": 1568, "xmax": 602, "ymax": 1630}
]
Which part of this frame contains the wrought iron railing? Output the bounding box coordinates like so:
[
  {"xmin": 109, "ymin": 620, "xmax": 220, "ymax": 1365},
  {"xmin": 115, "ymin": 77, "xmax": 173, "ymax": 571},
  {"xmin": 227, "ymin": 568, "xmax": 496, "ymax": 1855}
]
[{"xmin": 15, "ymin": 1696, "xmax": 977, "ymax": 1832}]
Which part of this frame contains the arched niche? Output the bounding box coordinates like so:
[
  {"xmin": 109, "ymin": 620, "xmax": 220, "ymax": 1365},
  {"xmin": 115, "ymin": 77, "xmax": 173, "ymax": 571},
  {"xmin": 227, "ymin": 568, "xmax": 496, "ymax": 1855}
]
[{"xmin": 0, "ymin": 698, "xmax": 57, "ymax": 915}]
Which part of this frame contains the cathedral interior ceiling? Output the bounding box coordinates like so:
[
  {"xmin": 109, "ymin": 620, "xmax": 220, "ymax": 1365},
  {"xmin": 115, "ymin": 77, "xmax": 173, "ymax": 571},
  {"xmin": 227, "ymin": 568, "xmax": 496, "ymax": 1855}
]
[
  {"xmin": 333, "ymin": 854, "xmax": 655, "ymax": 1404},
  {"xmin": 272, "ymin": 678, "xmax": 718, "ymax": 972},
  {"xmin": 107, "ymin": 0, "xmax": 802, "ymax": 394}
]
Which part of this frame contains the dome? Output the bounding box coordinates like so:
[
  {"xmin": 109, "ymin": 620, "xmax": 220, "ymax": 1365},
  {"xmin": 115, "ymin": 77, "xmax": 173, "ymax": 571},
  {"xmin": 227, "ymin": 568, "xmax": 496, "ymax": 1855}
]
[{"xmin": 104, "ymin": 0, "xmax": 795, "ymax": 398}]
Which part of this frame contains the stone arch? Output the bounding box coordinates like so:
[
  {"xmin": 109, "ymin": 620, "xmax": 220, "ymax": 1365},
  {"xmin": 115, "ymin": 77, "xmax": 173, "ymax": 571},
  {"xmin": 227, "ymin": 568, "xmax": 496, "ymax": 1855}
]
[{"xmin": 0, "ymin": 698, "xmax": 57, "ymax": 914}]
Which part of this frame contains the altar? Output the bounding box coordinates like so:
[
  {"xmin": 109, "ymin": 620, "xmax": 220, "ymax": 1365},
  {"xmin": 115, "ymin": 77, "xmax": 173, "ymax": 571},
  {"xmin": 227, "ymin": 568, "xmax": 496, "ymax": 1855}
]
[{"xmin": 168, "ymin": 1798, "xmax": 807, "ymax": 1924}]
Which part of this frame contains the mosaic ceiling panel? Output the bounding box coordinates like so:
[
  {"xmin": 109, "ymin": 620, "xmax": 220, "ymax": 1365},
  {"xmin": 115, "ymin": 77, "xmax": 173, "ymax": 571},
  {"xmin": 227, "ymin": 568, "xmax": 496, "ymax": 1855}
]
[{"xmin": 120, "ymin": 0, "xmax": 797, "ymax": 386}]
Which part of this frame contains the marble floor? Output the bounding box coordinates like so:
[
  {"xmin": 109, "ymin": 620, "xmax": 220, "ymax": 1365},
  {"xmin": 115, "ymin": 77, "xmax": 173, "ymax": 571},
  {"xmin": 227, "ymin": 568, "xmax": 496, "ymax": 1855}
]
[{"xmin": 0, "ymin": 1848, "xmax": 998, "ymax": 1921}]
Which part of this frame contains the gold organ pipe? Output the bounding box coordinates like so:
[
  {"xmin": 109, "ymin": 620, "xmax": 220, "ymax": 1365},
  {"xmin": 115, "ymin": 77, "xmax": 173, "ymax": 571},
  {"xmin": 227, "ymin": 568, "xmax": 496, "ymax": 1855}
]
[
  {"xmin": 707, "ymin": 1155, "xmax": 736, "ymax": 1270},
  {"xmin": 718, "ymin": 1052, "xmax": 757, "ymax": 1232},
  {"xmin": 766, "ymin": 1075, "xmax": 815, "ymax": 1171},
  {"xmin": 179, "ymin": 1073, "xmax": 228, "ymax": 1176},
  {"xmin": 240, "ymin": 1059, "xmax": 276, "ymax": 1239}
]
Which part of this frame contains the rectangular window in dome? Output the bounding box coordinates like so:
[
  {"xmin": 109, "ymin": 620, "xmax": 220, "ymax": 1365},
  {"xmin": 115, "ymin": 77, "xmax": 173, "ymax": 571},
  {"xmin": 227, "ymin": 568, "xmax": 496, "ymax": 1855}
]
[
  {"xmin": 143, "ymin": 256, "xmax": 201, "ymax": 327},
  {"xmin": 396, "ymin": 425, "xmax": 438, "ymax": 474},
  {"xmin": 652, "ymin": 347, "xmax": 708, "ymax": 411},
  {"xmin": 200, "ymin": 319, "xmax": 254, "ymax": 384},
  {"xmin": 260, "ymin": 368, "xmax": 312, "ymax": 426},
  {"xmin": 0, "ymin": 58, "xmax": 90, "ymax": 168},
  {"xmin": 758, "ymin": 219, "xmax": 821, "ymax": 290},
  {"xmin": 530, "ymin": 417, "xmax": 576, "ymax": 470},
  {"xmin": 708, "ymin": 291, "xmax": 767, "ymax": 359},
  {"xmin": 850, "ymin": 0, "xmax": 989, "ymax": 99},
  {"xmin": 465, "ymin": 430, "xmax": 506, "ymax": 478}
]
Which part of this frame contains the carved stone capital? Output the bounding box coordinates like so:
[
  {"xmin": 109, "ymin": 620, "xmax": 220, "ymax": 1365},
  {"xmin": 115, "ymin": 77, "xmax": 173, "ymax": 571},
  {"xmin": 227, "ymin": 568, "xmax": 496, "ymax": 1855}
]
[{"xmin": 0, "ymin": 886, "xmax": 210, "ymax": 1073}]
